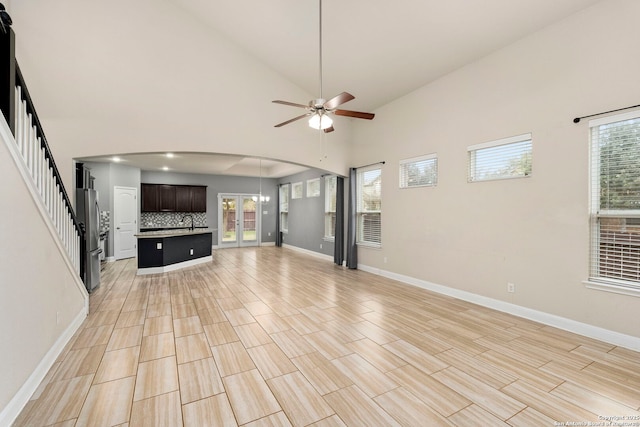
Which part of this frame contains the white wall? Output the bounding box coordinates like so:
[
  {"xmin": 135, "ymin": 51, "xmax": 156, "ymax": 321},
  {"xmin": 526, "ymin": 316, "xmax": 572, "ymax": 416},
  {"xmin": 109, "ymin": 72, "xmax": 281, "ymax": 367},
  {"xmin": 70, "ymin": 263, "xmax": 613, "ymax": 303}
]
[
  {"xmin": 9, "ymin": 0, "xmax": 353, "ymax": 192},
  {"xmin": 351, "ymin": 0, "xmax": 640, "ymax": 339},
  {"xmin": 0, "ymin": 126, "xmax": 86, "ymax": 418}
]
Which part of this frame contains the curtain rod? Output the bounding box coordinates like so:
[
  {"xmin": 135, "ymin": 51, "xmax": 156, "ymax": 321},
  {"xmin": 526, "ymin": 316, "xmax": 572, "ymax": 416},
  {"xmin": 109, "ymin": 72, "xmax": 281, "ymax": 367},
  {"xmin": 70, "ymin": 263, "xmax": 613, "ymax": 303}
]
[
  {"xmin": 573, "ymin": 103, "xmax": 640, "ymax": 123},
  {"xmin": 354, "ymin": 161, "xmax": 385, "ymax": 170}
]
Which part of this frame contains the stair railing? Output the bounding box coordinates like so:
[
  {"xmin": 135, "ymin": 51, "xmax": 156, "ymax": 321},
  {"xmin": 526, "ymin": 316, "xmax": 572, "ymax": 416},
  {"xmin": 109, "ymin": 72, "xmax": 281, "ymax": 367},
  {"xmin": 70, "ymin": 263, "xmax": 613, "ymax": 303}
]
[{"xmin": 1, "ymin": 27, "xmax": 82, "ymax": 276}]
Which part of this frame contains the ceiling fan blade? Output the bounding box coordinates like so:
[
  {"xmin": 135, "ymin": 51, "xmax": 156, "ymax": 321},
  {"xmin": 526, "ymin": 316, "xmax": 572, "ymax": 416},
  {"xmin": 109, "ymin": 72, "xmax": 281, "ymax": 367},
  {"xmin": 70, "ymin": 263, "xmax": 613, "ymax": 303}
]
[
  {"xmin": 272, "ymin": 100, "xmax": 309, "ymax": 109},
  {"xmin": 274, "ymin": 113, "xmax": 312, "ymax": 127},
  {"xmin": 323, "ymin": 92, "xmax": 355, "ymax": 110},
  {"xmin": 334, "ymin": 109, "xmax": 375, "ymax": 120},
  {"xmin": 323, "ymin": 126, "xmax": 335, "ymax": 133}
]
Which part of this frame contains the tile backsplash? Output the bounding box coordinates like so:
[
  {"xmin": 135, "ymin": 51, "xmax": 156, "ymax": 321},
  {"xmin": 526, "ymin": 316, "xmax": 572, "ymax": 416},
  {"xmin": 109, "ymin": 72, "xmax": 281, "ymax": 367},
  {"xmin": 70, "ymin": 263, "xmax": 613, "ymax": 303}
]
[
  {"xmin": 141, "ymin": 212, "xmax": 207, "ymax": 229},
  {"xmin": 100, "ymin": 211, "xmax": 110, "ymax": 232}
]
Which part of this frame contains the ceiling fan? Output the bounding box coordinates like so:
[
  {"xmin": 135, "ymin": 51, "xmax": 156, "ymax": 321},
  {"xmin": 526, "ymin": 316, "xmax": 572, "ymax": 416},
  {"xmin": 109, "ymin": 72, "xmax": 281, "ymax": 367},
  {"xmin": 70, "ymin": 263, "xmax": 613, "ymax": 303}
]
[{"xmin": 272, "ymin": 0, "xmax": 375, "ymax": 133}]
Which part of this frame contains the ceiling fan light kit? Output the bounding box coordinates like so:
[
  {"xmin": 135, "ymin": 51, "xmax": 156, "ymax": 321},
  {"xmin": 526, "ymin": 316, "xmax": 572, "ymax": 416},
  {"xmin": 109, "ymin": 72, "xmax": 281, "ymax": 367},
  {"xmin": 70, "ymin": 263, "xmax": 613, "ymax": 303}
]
[
  {"xmin": 272, "ymin": 0, "xmax": 374, "ymax": 133},
  {"xmin": 308, "ymin": 111, "xmax": 333, "ymax": 130}
]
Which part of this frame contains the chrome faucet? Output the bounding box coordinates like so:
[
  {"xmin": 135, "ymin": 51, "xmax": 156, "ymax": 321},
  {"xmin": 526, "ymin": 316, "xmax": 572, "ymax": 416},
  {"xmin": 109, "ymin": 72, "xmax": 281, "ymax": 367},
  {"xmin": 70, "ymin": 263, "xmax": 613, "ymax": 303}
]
[{"xmin": 181, "ymin": 214, "xmax": 194, "ymax": 231}]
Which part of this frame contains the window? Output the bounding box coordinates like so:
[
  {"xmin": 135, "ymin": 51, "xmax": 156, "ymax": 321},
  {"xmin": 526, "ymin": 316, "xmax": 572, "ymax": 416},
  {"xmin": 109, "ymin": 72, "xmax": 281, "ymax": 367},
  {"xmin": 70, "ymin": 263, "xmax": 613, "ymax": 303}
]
[
  {"xmin": 279, "ymin": 184, "xmax": 289, "ymax": 232},
  {"xmin": 468, "ymin": 133, "xmax": 532, "ymax": 182},
  {"xmin": 324, "ymin": 175, "xmax": 337, "ymax": 240},
  {"xmin": 589, "ymin": 111, "xmax": 640, "ymax": 292},
  {"xmin": 292, "ymin": 182, "xmax": 303, "ymax": 199},
  {"xmin": 400, "ymin": 154, "xmax": 437, "ymax": 188},
  {"xmin": 357, "ymin": 167, "xmax": 382, "ymax": 247},
  {"xmin": 307, "ymin": 178, "xmax": 320, "ymax": 198}
]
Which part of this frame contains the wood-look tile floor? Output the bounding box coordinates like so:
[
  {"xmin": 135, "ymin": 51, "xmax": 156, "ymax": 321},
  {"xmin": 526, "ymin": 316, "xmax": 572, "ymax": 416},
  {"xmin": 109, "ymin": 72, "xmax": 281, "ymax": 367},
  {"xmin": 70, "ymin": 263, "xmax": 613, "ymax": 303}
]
[{"xmin": 13, "ymin": 247, "xmax": 640, "ymax": 426}]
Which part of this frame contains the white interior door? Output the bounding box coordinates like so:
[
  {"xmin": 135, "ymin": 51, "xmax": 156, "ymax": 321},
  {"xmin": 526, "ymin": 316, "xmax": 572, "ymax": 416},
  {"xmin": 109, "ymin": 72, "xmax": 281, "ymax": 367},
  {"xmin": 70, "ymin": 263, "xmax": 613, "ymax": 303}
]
[
  {"xmin": 218, "ymin": 194, "xmax": 259, "ymax": 248},
  {"xmin": 114, "ymin": 186, "xmax": 138, "ymax": 259}
]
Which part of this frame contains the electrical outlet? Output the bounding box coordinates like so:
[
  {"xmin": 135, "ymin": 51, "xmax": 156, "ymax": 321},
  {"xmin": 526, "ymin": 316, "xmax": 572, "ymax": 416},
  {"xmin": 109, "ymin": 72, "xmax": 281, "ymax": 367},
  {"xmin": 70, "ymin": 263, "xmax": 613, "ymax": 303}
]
[
  {"xmin": 268, "ymin": 232, "xmax": 271, "ymax": 236},
  {"xmin": 190, "ymin": 248, "xmax": 194, "ymax": 255},
  {"xmin": 384, "ymin": 257, "xmax": 388, "ymax": 263},
  {"xmin": 507, "ymin": 283, "xmax": 516, "ymax": 293},
  {"xmin": 56, "ymin": 311, "xmax": 60, "ymax": 325},
  {"xmin": 320, "ymin": 244, "xmax": 323, "ymax": 249}
]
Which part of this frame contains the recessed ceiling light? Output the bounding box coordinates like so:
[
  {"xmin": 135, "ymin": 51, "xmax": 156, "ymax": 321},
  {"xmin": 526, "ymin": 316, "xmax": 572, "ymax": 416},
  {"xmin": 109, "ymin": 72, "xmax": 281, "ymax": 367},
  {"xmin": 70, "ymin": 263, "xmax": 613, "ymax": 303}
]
[
  {"xmin": 162, "ymin": 166, "xmax": 169, "ymax": 171},
  {"xmin": 166, "ymin": 153, "xmax": 174, "ymax": 158},
  {"xmin": 112, "ymin": 156, "xmax": 121, "ymax": 162}
]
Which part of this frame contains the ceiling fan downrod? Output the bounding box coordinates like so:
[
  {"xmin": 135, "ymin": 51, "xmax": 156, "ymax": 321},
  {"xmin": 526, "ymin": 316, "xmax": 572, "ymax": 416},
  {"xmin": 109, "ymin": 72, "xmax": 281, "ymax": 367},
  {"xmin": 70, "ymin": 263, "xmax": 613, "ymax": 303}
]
[
  {"xmin": 318, "ymin": 0, "xmax": 324, "ymax": 101},
  {"xmin": 271, "ymin": 0, "xmax": 375, "ymax": 132}
]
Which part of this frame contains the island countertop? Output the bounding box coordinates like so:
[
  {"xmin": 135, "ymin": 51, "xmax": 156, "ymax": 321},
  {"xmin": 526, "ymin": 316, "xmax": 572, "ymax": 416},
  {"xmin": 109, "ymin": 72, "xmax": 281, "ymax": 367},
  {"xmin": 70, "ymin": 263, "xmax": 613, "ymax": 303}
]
[{"xmin": 135, "ymin": 228, "xmax": 216, "ymax": 239}]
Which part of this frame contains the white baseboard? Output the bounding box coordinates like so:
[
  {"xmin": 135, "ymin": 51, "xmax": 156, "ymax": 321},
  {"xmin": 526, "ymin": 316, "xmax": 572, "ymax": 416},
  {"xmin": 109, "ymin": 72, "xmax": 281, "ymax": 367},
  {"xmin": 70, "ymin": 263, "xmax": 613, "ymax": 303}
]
[
  {"xmin": 213, "ymin": 243, "xmax": 275, "ymax": 249},
  {"xmin": 358, "ymin": 264, "xmax": 640, "ymax": 352},
  {"xmin": 0, "ymin": 307, "xmax": 87, "ymax": 426},
  {"xmin": 282, "ymin": 244, "xmax": 334, "ymax": 262}
]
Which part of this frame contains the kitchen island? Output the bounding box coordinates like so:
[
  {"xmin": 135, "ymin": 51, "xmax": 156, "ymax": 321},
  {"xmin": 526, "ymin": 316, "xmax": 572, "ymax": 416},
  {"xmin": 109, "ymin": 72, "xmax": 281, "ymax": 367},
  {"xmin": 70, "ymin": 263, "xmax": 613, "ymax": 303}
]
[{"xmin": 135, "ymin": 228, "xmax": 214, "ymax": 275}]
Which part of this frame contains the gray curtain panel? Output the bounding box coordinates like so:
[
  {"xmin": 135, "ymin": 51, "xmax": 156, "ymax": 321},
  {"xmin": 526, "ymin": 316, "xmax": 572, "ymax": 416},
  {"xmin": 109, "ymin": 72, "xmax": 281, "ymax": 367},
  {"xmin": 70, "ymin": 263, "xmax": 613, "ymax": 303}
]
[
  {"xmin": 346, "ymin": 168, "xmax": 358, "ymax": 269},
  {"xmin": 334, "ymin": 176, "xmax": 344, "ymax": 266},
  {"xmin": 275, "ymin": 185, "xmax": 282, "ymax": 247}
]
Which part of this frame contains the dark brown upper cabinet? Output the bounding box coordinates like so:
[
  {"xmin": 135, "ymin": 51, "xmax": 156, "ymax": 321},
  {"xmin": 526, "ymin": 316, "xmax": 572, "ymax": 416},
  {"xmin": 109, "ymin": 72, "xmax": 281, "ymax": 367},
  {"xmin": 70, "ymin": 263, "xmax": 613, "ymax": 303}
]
[
  {"xmin": 158, "ymin": 185, "xmax": 176, "ymax": 212},
  {"xmin": 141, "ymin": 183, "xmax": 159, "ymax": 212},
  {"xmin": 175, "ymin": 186, "xmax": 192, "ymax": 212},
  {"xmin": 141, "ymin": 184, "xmax": 207, "ymax": 212},
  {"xmin": 191, "ymin": 186, "xmax": 207, "ymax": 212}
]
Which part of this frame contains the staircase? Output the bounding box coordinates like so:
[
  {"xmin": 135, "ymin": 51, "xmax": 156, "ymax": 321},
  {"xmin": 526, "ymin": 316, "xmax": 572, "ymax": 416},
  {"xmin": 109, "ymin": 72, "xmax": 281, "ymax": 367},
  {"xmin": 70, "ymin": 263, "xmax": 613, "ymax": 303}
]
[
  {"xmin": 2, "ymin": 29, "xmax": 82, "ymax": 276},
  {"xmin": 0, "ymin": 21, "xmax": 89, "ymax": 427}
]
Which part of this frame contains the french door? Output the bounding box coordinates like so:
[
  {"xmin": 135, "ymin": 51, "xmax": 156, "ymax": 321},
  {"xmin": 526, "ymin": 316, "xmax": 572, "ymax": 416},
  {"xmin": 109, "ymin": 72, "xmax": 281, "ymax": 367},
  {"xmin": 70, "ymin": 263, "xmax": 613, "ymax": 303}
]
[{"xmin": 218, "ymin": 194, "xmax": 260, "ymax": 248}]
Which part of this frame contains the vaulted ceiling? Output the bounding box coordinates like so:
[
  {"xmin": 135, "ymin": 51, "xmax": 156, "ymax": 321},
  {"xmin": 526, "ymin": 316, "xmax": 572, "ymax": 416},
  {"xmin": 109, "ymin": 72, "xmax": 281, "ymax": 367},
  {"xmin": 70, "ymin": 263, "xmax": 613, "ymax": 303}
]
[
  {"xmin": 169, "ymin": 0, "xmax": 601, "ymax": 112},
  {"xmin": 7, "ymin": 0, "xmax": 601, "ymax": 177}
]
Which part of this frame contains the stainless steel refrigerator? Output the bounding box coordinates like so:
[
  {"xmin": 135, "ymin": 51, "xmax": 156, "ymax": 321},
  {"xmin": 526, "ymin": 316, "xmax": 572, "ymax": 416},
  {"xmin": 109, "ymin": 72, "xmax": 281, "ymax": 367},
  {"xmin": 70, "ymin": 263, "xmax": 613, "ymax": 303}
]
[{"xmin": 76, "ymin": 188, "xmax": 101, "ymax": 292}]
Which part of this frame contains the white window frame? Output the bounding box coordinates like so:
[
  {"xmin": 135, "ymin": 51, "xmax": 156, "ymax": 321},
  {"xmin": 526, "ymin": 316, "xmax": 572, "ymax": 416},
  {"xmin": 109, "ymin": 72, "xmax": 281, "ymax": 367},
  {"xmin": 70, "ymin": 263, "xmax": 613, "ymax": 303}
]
[
  {"xmin": 357, "ymin": 166, "xmax": 382, "ymax": 248},
  {"xmin": 307, "ymin": 178, "xmax": 320, "ymax": 198},
  {"xmin": 585, "ymin": 111, "xmax": 640, "ymax": 296},
  {"xmin": 324, "ymin": 175, "xmax": 337, "ymax": 240},
  {"xmin": 467, "ymin": 133, "xmax": 532, "ymax": 182},
  {"xmin": 399, "ymin": 153, "xmax": 438, "ymax": 188},
  {"xmin": 292, "ymin": 182, "xmax": 303, "ymax": 199},
  {"xmin": 279, "ymin": 184, "xmax": 289, "ymax": 233}
]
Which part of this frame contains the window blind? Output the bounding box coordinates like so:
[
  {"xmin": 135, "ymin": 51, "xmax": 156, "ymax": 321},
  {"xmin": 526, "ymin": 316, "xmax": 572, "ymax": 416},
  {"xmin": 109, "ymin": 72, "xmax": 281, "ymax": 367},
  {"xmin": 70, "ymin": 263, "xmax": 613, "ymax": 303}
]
[
  {"xmin": 279, "ymin": 184, "xmax": 289, "ymax": 232},
  {"xmin": 357, "ymin": 167, "xmax": 381, "ymax": 247},
  {"xmin": 292, "ymin": 182, "xmax": 303, "ymax": 199},
  {"xmin": 589, "ymin": 113, "xmax": 640, "ymax": 288},
  {"xmin": 307, "ymin": 178, "xmax": 320, "ymax": 198},
  {"xmin": 468, "ymin": 133, "xmax": 532, "ymax": 182},
  {"xmin": 399, "ymin": 154, "xmax": 437, "ymax": 188},
  {"xmin": 324, "ymin": 175, "xmax": 337, "ymax": 239}
]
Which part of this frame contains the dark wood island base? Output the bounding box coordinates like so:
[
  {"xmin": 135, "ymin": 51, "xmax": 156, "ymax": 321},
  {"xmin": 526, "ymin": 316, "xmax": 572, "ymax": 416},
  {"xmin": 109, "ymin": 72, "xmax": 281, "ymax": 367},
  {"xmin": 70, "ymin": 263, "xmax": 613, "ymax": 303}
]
[{"xmin": 136, "ymin": 229, "xmax": 214, "ymax": 275}]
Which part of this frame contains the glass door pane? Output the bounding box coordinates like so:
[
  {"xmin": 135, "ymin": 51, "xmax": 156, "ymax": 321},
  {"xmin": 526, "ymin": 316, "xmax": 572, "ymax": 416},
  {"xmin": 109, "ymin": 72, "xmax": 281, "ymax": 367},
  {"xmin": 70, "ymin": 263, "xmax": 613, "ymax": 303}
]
[
  {"xmin": 222, "ymin": 197, "xmax": 237, "ymax": 243},
  {"xmin": 242, "ymin": 197, "xmax": 257, "ymax": 244}
]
